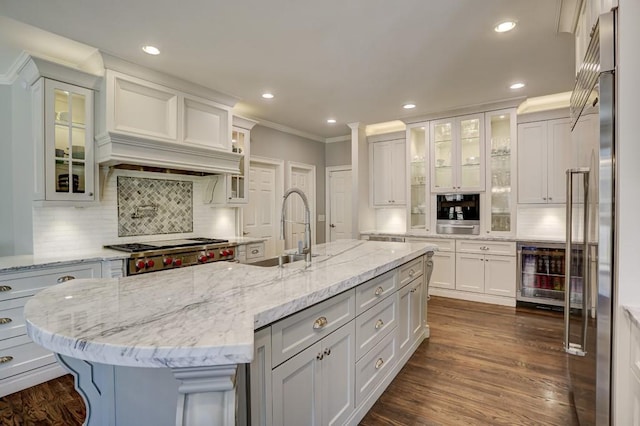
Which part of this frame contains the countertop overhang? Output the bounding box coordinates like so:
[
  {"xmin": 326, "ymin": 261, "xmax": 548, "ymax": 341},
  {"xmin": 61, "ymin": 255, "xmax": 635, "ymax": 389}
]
[{"xmin": 24, "ymin": 240, "xmax": 436, "ymax": 368}]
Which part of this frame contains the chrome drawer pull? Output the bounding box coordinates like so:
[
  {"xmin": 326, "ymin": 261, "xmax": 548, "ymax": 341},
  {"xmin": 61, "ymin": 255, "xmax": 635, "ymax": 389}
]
[
  {"xmin": 375, "ymin": 319, "xmax": 384, "ymax": 330},
  {"xmin": 0, "ymin": 356, "xmax": 13, "ymax": 364},
  {"xmin": 313, "ymin": 316, "xmax": 328, "ymax": 330},
  {"xmin": 0, "ymin": 318, "xmax": 12, "ymax": 325},
  {"xmin": 374, "ymin": 286, "xmax": 384, "ymax": 296},
  {"xmin": 57, "ymin": 275, "xmax": 76, "ymax": 283},
  {"xmin": 0, "ymin": 286, "xmax": 12, "ymax": 292},
  {"xmin": 409, "ymin": 268, "xmax": 415, "ymax": 277},
  {"xmin": 251, "ymin": 249, "xmax": 259, "ymax": 254},
  {"xmin": 375, "ymin": 358, "xmax": 384, "ymax": 370}
]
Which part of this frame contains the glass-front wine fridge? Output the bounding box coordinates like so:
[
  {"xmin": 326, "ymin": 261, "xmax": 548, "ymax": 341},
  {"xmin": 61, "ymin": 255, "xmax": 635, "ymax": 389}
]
[{"xmin": 517, "ymin": 241, "xmax": 586, "ymax": 308}]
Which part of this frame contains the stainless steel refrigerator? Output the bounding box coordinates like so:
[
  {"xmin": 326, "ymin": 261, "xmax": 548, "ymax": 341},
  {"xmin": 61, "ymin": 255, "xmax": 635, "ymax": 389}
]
[{"xmin": 566, "ymin": 9, "xmax": 616, "ymax": 426}]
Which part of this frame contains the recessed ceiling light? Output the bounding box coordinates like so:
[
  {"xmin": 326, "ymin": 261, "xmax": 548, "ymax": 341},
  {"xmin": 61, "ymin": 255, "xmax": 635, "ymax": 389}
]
[
  {"xmin": 499, "ymin": 115, "xmax": 505, "ymax": 119},
  {"xmin": 403, "ymin": 103, "xmax": 416, "ymax": 109},
  {"xmin": 510, "ymin": 82, "xmax": 526, "ymax": 89},
  {"xmin": 262, "ymin": 93, "xmax": 274, "ymax": 99},
  {"xmin": 142, "ymin": 45, "xmax": 160, "ymax": 55},
  {"xmin": 327, "ymin": 119, "xmax": 337, "ymax": 124},
  {"xmin": 495, "ymin": 21, "xmax": 517, "ymax": 33}
]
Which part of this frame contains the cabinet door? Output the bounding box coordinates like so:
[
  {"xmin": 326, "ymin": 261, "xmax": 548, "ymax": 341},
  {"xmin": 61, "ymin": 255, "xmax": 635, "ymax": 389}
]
[
  {"xmin": 272, "ymin": 342, "xmax": 322, "ymax": 426},
  {"xmin": 430, "ymin": 252, "xmax": 455, "ymax": 290},
  {"xmin": 397, "ymin": 283, "xmax": 412, "ymax": 355},
  {"xmin": 227, "ymin": 126, "xmax": 250, "ymax": 204},
  {"xmin": 321, "ymin": 322, "xmax": 355, "ymax": 426},
  {"xmin": 547, "ymin": 118, "xmax": 572, "ymax": 204},
  {"xmin": 250, "ymin": 327, "xmax": 272, "ymax": 426},
  {"xmin": 457, "ymin": 114, "xmax": 485, "ymax": 192},
  {"xmin": 517, "ymin": 122, "xmax": 548, "ymax": 204},
  {"xmin": 407, "ymin": 124, "xmax": 428, "ymax": 231},
  {"xmin": 484, "ymin": 255, "xmax": 516, "ymax": 297},
  {"xmin": 390, "ymin": 139, "xmax": 407, "ymax": 205},
  {"xmin": 431, "ymin": 118, "xmax": 455, "ymax": 192},
  {"xmin": 455, "ymin": 253, "xmax": 485, "ymax": 293},
  {"xmin": 45, "ymin": 80, "xmax": 95, "ymax": 202},
  {"xmin": 182, "ymin": 94, "xmax": 231, "ymax": 151},
  {"xmin": 409, "ymin": 278, "xmax": 424, "ymax": 344},
  {"xmin": 371, "ymin": 141, "xmax": 392, "ymax": 206}
]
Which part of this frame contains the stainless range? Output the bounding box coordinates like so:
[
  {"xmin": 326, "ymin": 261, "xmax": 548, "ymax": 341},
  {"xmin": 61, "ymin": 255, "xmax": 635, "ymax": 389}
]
[{"xmin": 105, "ymin": 237, "xmax": 237, "ymax": 275}]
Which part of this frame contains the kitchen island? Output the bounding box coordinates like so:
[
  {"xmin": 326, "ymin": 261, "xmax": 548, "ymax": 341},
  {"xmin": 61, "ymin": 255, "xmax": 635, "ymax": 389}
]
[{"xmin": 24, "ymin": 239, "xmax": 435, "ymax": 425}]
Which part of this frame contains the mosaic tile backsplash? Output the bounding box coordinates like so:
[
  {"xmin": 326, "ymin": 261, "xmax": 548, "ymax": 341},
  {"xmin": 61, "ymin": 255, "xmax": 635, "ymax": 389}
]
[{"xmin": 117, "ymin": 176, "xmax": 193, "ymax": 237}]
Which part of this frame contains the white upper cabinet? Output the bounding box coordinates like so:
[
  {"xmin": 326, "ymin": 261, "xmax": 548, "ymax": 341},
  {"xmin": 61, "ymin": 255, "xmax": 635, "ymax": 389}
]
[
  {"xmin": 406, "ymin": 123, "xmax": 430, "ymax": 232},
  {"xmin": 182, "ymin": 94, "xmax": 231, "ymax": 151},
  {"xmin": 430, "ymin": 113, "xmax": 485, "ymax": 193},
  {"xmin": 484, "ymin": 108, "xmax": 517, "ymax": 236},
  {"xmin": 369, "ymin": 133, "xmax": 406, "ymax": 207},
  {"xmin": 517, "ymin": 118, "xmax": 572, "ymax": 204}
]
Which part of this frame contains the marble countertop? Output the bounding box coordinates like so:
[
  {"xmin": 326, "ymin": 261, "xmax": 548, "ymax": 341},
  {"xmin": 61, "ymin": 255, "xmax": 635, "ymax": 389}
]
[
  {"xmin": 0, "ymin": 249, "xmax": 130, "ymax": 274},
  {"xmin": 24, "ymin": 239, "xmax": 436, "ymax": 369},
  {"xmin": 360, "ymin": 230, "xmax": 569, "ymax": 244}
]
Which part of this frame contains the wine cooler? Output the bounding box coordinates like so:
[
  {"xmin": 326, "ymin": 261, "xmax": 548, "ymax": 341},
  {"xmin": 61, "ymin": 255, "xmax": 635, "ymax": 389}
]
[{"xmin": 517, "ymin": 241, "xmax": 585, "ymax": 308}]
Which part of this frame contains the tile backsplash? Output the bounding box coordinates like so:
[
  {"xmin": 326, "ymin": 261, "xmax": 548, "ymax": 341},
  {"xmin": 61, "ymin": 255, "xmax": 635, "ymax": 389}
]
[
  {"xmin": 32, "ymin": 169, "xmax": 237, "ymax": 255},
  {"xmin": 117, "ymin": 176, "xmax": 193, "ymax": 237}
]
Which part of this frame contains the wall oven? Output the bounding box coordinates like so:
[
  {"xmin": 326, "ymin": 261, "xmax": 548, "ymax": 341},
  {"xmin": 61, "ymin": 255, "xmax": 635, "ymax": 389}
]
[{"xmin": 436, "ymin": 193, "xmax": 480, "ymax": 235}]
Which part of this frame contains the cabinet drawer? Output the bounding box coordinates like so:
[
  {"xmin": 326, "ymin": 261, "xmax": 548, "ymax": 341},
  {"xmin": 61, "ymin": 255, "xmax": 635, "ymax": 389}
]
[
  {"xmin": 0, "ymin": 298, "xmax": 28, "ymax": 341},
  {"xmin": 355, "ymin": 270, "xmax": 397, "ymax": 315},
  {"xmin": 409, "ymin": 238, "xmax": 454, "ymax": 252},
  {"xmin": 355, "ymin": 294, "xmax": 398, "ymax": 360},
  {"xmin": 456, "ymin": 240, "xmax": 516, "ymax": 256},
  {"xmin": 0, "ymin": 335, "xmax": 56, "ymax": 381},
  {"xmin": 0, "ymin": 263, "xmax": 101, "ymax": 302},
  {"xmin": 271, "ymin": 290, "xmax": 355, "ymax": 367},
  {"xmin": 355, "ymin": 327, "xmax": 398, "ymax": 407},
  {"xmin": 399, "ymin": 257, "xmax": 423, "ymax": 288},
  {"xmin": 246, "ymin": 243, "xmax": 265, "ymax": 260}
]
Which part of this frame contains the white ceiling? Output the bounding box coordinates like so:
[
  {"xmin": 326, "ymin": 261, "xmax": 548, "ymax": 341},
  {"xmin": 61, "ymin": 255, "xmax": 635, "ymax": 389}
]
[{"xmin": 0, "ymin": 0, "xmax": 576, "ymax": 139}]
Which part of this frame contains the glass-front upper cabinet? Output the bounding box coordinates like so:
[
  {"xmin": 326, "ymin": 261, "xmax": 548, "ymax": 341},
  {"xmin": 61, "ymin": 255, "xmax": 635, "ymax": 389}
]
[
  {"xmin": 229, "ymin": 126, "xmax": 249, "ymax": 203},
  {"xmin": 45, "ymin": 79, "xmax": 94, "ymax": 202},
  {"xmin": 484, "ymin": 108, "xmax": 516, "ymax": 235},
  {"xmin": 407, "ymin": 123, "xmax": 430, "ymax": 232},
  {"xmin": 430, "ymin": 113, "xmax": 485, "ymax": 193}
]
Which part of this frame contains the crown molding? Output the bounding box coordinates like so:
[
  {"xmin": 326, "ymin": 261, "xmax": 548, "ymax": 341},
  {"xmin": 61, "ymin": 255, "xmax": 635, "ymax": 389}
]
[
  {"xmin": 0, "ymin": 51, "xmax": 31, "ymax": 85},
  {"xmin": 254, "ymin": 118, "xmax": 325, "ymax": 143},
  {"xmin": 403, "ymin": 97, "xmax": 526, "ymax": 124},
  {"xmin": 325, "ymin": 135, "xmax": 350, "ymax": 143}
]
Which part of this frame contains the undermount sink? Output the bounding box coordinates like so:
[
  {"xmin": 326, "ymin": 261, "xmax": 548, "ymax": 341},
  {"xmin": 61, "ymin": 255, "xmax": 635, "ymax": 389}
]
[{"xmin": 248, "ymin": 253, "xmax": 315, "ymax": 267}]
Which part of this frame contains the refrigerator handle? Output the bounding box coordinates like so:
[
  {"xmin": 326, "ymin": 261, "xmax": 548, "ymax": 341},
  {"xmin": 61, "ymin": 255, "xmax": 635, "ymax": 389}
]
[
  {"xmin": 564, "ymin": 170, "xmax": 573, "ymax": 353},
  {"xmin": 581, "ymin": 170, "xmax": 590, "ymax": 351}
]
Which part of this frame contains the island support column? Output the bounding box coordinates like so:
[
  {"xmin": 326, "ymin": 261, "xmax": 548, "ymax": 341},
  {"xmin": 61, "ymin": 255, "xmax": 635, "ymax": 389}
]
[{"xmin": 172, "ymin": 365, "xmax": 238, "ymax": 426}]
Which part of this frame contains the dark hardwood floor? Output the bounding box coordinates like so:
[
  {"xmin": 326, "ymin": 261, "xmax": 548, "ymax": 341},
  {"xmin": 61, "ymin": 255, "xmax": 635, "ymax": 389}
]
[{"xmin": 0, "ymin": 297, "xmax": 578, "ymax": 425}]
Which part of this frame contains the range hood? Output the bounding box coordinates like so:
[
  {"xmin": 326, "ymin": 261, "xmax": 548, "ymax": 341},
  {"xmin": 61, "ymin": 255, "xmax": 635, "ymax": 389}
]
[{"xmin": 95, "ymin": 53, "xmax": 243, "ymax": 175}]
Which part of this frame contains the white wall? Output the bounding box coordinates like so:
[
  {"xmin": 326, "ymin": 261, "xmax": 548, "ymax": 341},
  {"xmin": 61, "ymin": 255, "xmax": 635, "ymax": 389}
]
[
  {"xmin": 32, "ymin": 168, "xmax": 236, "ymax": 256},
  {"xmin": 0, "ymin": 85, "xmax": 13, "ymax": 255},
  {"xmin": 325, "ymin": 140, "xmax": 351, "ymax": 167}
]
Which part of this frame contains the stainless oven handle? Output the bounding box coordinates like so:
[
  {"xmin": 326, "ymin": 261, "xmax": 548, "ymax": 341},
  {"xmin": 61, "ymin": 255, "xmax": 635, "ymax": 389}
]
[{"xmin": 440, "ymin": 225, "xmax": 475, "ymax": 229}]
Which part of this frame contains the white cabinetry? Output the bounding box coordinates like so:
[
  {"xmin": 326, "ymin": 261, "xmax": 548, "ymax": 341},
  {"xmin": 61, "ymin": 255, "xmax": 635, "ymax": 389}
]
[
  {"xmin": 406, "ymin": 123, "xmax": 430, "ymax": 232},
  {"xmin": 398, "ymin": 276, "xmax": 425, "ymax": 355},
  {"xmin": 518, "ymin": 118, "xmax": 572, "ymax": 204},
  {"xmin": 0, "ymin": 262, "xmax": 102, "ymax": 397},
  {"xmin": 369, "ymin": 132, "xmax": 406, "ymax": 206},
  {"xmin": 430, "ymin": 113, "xmax": 485, "ymax": 193},
  {"xmin": 455, "ymin": 240, "xmax": 516, "ymax": 297},
  {"xmin": 406, "ymin": 238, "xmax": 455, "ymax": 290}
]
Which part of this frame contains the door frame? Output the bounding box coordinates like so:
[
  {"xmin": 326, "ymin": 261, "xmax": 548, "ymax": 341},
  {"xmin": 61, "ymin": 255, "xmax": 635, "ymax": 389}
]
[
  {"xmin": 325, "ymin": 166, "xmax": 352, "ymax": 242},
  {"xmin": 244, "ymin": 156, "xmax": 285, "ymax": 255},
  {"xmin": 285, "ymin": 161, "xmax": 316, "ymax": 248}
]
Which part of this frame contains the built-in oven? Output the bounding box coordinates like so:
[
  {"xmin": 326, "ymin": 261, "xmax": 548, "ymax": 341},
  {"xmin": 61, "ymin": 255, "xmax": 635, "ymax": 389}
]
[{"xmin": 436, "ymin": 193, "xmax": 480, "ymax": 235}]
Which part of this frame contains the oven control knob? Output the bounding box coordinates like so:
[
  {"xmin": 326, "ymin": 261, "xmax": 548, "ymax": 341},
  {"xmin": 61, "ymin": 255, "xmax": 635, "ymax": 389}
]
[
  {"xmin": 199, "ymin": 255, "xmax": 208, "ymax": 263},
  {"xmin": 174, "ymin": 259, "xmax": 182, "ymax": 266},
  {"xmin": 207, "ymin": 252, "xmax": 215, "ymax": 259},
  {"xmin": 220, "ymin": 250, "xmax": 228, "ymax": 257},
  {"xmin": 136, "ymin": 260, "xmax": 146, "ymax": 270},
  {"xmin": 146, "ymin": 259, "xmax": 155, "ymax": 268},
  {"xmin": 163, "ymin": 257, "xmax": 173, "ymax": 266},
  {"xmin": 227, "ymin": 249, "xmax": 234, "ymax": 256}
]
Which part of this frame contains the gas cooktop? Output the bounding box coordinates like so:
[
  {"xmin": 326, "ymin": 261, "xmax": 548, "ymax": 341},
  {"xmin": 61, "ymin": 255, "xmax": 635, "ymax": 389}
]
[{"xmin": 105, "ymin": 238, "xmax": 229, "ymax": 253}]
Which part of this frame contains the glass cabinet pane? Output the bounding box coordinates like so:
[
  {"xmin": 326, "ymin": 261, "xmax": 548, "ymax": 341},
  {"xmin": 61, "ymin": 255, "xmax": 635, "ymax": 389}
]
[
  {"xmin": 488, "ymin": 113, "xmax": 512, "ymax": 232},
  {"xmin": 230, "ymin": 128, "xmax": 248, "ymax": 201},
  {"xmin": 433, "ymin": 122, "xmax": 453, "ymax": 189},
  {"xmin": 409, "ymin": 126, "xmax": 426, "ymax": 229},
  {"xmin": 459, "ymin": 118, "xmax": 481, "ymax": 188},
  {"xmin": 53, "ymin": 88, "xmax": 88, "ymax": 194}
]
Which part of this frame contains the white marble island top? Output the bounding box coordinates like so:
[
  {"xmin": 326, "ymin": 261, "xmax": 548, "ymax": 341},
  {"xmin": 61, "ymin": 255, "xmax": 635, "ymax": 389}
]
[{"xmin": 24, "ymin": 240, "xmax": 436, "ymax": 369}]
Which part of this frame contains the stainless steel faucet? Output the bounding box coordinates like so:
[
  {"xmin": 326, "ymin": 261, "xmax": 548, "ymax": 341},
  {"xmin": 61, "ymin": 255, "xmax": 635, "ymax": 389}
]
[{"xmin": 280, "ymin": 188, "xmax": 312, "ymax": 268}]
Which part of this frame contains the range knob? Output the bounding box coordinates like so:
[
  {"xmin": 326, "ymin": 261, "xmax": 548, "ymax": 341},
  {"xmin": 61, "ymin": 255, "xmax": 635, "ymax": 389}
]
[
  {"xmin": 207, "ymin": 252, "xmax": 215, "ymax": 259},
  {"xmin": 227, "ymin": 249, "xmax": 234, "ymax": 256},
  {"xmin": 173, "ymin": 259, "xmax": 183, "ymax": 266},
  {"xmin": 199, "ymin": 255, "xmax": 208, "ymax": 263},
  {"xmin": 136, "ymin": 260, "xmax": 146, "ymax": 270},
  {"xmin": 220, "ymin": 250, "xmax": 228, "ymax": 257},
  {"xmin": 146, "ymin": 259, "xmax": 155, "ymax": 268},
  {"xmin": 163, "ymin": 257, "xmax": 173, "ymax": 266}
]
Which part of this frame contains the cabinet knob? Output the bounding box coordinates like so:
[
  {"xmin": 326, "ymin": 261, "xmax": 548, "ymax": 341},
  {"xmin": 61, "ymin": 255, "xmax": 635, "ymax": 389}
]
[
  {"xmin": 410, "ymin": 287, "xmax": 417, "ymax": 293},
  {"xmin": 549, "ymin": 197, "xmax": 553, "ymax": 201},
  {"xmin": 375, "ymin": 358, "xmax": 385, "ymax": 370},
  {"xmin": 57, "ymin": 275, "xmax": 76, "ymax": 283},
  {"xmin": 316, "ymin": 352, "xmax": 324, "ymax": 361},
  {"xmin": 324, "ymin": 348, "xmax": 331, "ymax": 356},
  {"xmin": 408, "ymin": 268, "xmax": 415, "ymax": 277},
  {"xmin": 375, "ymin": 319, "xmax": 384, "ymax": 330},
  {"xmin": 88, "ymin": 192, "xmax": 94, "ymax": 197},
  {"xmin": 0, "ymin": 286, "xmax": 12, "ymax": 292},
  {"xmin": 313, "ymin": 316, "xmax": 328, "ymax": 330},
  {"xmin": 251, "ymin": 249, "xmax": 259, "ymax": 254},
  {"xmin": 374, "ymin": 286, "xmax": 384, "ymax": 296}
]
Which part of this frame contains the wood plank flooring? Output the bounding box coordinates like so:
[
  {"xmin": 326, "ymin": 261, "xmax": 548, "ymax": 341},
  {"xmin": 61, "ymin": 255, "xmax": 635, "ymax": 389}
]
[{"xmin": 0, "ymin": 297, "xmax": 578, "ymax": 425}]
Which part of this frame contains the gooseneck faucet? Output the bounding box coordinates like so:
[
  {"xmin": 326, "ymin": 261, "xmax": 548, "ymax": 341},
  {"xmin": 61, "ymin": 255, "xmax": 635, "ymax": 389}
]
[{"xmin": 280, "ymin": 188, "xmax": 312, "ymax": 268}]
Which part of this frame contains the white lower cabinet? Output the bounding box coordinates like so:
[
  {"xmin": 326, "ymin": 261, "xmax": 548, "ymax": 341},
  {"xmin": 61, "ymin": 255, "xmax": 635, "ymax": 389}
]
[
  {"xmin": 250, "ymin": 254, "xmax": 431, "ymax": 426},
  {"xmin": 0, "ymin": 261, "xmax": 102, "ymax": 397},
  {"xmin": 272, "ymin": 321, "xmax": 355, "ymax": 426}
]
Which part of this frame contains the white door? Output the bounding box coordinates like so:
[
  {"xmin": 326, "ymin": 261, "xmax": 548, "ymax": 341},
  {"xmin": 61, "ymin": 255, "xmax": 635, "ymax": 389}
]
[
  {"xmin": 245, "ymin": 163, "xmax": 277, "ymax": 258},
  {"xmin": 328, "ymin": 169, "xmax": 352, "ymax": 242},
  {"xmin": 286, "ymin": 165, "xmax": 315, "ymax": 250}
]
